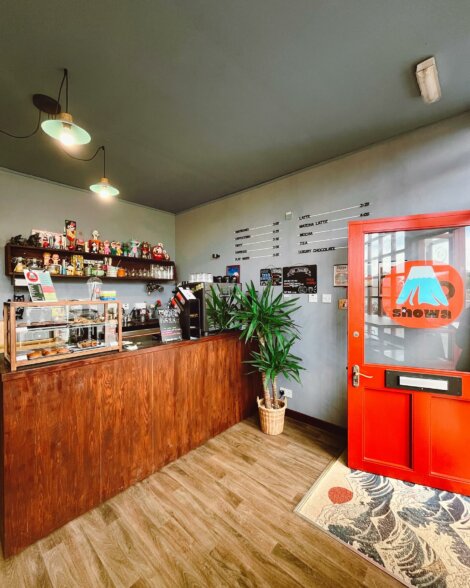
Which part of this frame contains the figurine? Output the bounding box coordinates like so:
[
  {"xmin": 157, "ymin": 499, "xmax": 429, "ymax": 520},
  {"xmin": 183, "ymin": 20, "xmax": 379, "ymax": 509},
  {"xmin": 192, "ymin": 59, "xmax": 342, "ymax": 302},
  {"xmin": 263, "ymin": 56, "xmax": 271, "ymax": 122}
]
[
  {"xmin": 163, "ymin": 249, "xmax": 170, "ymax": 261},
  {"xmin": 9, "ymin": 235, "xmax": 25, "ymax": 246},
  {"xmin": 129, "ymin": 239, "xmax": 141, "ymax": 258},
  {"xmin": 12, "ymin": 257, "xmax": 25, "ymax": 273},
  {"xmin": 115, "ymin": 241, "xmax": 123, "ymax": 256},
  {"xmin": 122, "ymin": 242, "xmax": 130, "ymax": 256},
  {"xmin": 103, "ymin": 240, "xmax": 111, "ymax": 255},
  {"xmin": 42, "ymin": 233, "xmax": 50, "ymax": 248},
  {"xmin": 26, "ymin": 233, "xmax": 41, "ymax": 248},
  {"xmin": 89, "ymin": 230, "xmax": 101, "ymax": 254},
  {"xmin": 110, "ymin": 241, "xmax": 118, "ymax": 255},
  {"xmin": 151, "ymin": 243, "xmax": 164, "ymax": 260},
  {"xmin": 76, "ymin": 239, "xmax": 85, "ymax": 252},
  {"xmin": 43, "ymin": 252, "xmax": 51, "ymax": 267},
  {"xmin": 141, "ymin": 241, "xmax": 151, "ymax": 259},
  {"xmin": 65, "ymin": 220, "xmax": 76, "ymax": 250}
]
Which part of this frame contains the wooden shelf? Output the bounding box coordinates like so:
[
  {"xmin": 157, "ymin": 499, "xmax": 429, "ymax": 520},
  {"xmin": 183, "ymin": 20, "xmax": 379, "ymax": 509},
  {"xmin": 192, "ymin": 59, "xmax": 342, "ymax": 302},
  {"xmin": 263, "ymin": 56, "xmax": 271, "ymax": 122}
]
[{"xmin": 5, "ymin": 243, "xmax": 176, "ymax": 283}]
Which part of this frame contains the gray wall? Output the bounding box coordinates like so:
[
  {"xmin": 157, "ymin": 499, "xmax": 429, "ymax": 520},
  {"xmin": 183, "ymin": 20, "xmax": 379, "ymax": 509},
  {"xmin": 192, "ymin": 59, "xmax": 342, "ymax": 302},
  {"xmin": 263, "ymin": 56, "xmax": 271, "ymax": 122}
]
[
  {"xmin": 176, "ymin": 113, "xmax": 470, "ymax": 427},
  {"xmin": 0, "ymin": 168, "xmax": 176, "ymax": 306}
]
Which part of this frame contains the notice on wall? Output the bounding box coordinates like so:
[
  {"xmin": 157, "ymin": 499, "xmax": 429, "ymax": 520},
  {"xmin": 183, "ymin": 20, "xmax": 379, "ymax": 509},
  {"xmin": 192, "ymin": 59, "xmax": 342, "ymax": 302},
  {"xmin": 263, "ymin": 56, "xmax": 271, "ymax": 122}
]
[
  {"xmin": 158, "ymin": 309, "xmax": 182, "ymax": 343},
  {"xmin": 260, "ymin": 267, "xmax": 282, "ymax": 286},
  {"xmin": 23, "ymin": 270, "xmax": 57, "ymax": 302},
  {"xmin": 297, "ymin": 202, "xmax": 372, "ymax": 255},
  {"xmin": 333, "ymin": 264, "xmax": 348, "ymax": 287},
  {"xmin": 283, "ymin": 265, "xmax": 317, "ymax": 294}
]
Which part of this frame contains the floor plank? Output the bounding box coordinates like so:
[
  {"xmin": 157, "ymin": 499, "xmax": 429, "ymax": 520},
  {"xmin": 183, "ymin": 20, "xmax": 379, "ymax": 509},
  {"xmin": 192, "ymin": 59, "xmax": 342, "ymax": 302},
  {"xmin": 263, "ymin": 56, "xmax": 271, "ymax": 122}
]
[{"xmin": 0, "ymin": 415, "xmax": 401, "ymax": 587}]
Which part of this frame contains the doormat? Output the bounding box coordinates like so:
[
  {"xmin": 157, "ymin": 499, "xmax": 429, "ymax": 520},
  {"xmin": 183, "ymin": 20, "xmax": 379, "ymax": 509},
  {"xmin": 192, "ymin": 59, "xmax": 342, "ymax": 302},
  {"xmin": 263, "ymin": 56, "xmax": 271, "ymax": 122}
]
[{"xmin": 295, "ymin": 452, "xmax": 470, "ymax": 587}]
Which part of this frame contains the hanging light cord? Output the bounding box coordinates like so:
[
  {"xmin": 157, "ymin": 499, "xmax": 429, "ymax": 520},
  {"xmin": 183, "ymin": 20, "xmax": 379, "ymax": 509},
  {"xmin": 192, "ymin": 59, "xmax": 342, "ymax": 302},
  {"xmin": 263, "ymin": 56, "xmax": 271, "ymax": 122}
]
[
  {"xmin": 56, "ymin": 68, "xmax": 68, "ymax": 114},
  {"xmin": 63, "ymin": 145, "xmax": 106, "ymax": 175},
  {"xmin": 0, "ymin": 109, "xmax": 42, "ymax": 139}
]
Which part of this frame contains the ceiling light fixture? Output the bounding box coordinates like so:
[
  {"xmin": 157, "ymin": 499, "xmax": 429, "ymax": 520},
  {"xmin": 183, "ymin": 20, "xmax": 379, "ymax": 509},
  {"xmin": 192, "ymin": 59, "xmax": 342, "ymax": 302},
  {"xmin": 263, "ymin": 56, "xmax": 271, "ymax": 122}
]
[
  {"xmin": 89, "ymin": 146, "xmax": 119, "ymax": 198},
  {"xmin": 40, "ymin": 69, "xmax": 91, "ymax": 145},
  {"xmin": 64, "ymin": 144, "xmax": 120, "ymax": 199},
  {"xmin": 416, "ymin": 57, "xmax": 441, "ymax": 104}
]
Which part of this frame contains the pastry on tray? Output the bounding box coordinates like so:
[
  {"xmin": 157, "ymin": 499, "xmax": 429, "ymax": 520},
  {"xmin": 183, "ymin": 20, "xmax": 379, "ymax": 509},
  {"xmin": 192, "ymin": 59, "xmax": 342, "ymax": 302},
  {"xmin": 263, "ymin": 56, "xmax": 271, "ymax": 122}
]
[{"xmin": 27, "ymin": 350, "xmax": 41, "ymax": 360}]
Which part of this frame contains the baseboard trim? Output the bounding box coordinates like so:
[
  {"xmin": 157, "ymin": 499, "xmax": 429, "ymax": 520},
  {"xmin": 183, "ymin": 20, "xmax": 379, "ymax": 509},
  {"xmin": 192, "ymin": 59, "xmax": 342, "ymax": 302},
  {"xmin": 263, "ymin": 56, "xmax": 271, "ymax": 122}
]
[{"xmin": 285, "ymin": 408, "xmax": 346, "ymax": 436}]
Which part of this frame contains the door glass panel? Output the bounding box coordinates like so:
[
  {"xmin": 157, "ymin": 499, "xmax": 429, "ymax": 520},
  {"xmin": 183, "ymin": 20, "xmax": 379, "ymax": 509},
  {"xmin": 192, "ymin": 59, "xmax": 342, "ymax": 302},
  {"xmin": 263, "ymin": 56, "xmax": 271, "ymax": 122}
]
[{"xmin": 364, "ymin": 226, "xmax": 470, "ymax": 371}]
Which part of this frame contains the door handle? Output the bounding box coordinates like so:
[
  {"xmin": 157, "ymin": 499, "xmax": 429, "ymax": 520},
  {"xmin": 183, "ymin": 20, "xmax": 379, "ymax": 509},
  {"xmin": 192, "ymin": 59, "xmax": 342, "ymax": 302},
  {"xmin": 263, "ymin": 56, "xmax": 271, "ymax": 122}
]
[{"xmin": 352, "ymin": 364, "xmax": 373, "ymax": 388}]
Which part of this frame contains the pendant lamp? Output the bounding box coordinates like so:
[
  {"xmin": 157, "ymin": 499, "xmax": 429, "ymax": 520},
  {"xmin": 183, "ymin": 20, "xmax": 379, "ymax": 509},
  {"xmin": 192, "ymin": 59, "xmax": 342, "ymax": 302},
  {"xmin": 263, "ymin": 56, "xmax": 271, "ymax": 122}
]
[
  {"xmin": 41, "ymin": 69, "xmax": 91, "ymax": 146},
  {"xmin": 89, "ymin": 146, "xmax": 119, "ymax": 198}
]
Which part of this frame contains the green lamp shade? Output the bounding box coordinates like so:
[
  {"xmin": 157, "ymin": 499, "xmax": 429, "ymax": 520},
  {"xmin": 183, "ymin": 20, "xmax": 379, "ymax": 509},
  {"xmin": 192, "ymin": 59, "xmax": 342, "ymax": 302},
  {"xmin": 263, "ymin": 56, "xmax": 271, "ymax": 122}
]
[
  {"xmin": 90, "ymin": 177, "xmax": 119, "ymax": 198},
  {"xmin": 41, "ymin": 112, "xmax": 91, "ymax": 146}
]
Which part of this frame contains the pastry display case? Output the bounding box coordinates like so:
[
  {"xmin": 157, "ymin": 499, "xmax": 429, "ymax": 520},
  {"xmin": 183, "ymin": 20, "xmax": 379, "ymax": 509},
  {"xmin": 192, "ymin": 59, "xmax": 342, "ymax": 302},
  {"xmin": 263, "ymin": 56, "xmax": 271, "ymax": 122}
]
[{"xmin": 3, "ymin": 300, "xmax": 122, "ymax": 371}]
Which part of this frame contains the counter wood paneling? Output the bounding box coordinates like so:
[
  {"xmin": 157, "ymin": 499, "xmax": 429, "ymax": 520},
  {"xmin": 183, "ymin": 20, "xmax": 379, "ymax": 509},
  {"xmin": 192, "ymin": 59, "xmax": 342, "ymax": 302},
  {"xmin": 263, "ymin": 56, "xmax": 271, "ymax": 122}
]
[{"xmin": 0, "ymin": 333, "xmax": 259, "ymax": 556}]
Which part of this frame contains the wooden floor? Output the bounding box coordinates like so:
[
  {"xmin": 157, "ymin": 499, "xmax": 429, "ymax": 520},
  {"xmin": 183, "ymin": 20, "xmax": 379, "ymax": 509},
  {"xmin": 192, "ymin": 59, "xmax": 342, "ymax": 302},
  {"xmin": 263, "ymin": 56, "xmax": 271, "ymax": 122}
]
[{"xmin": 0, "ymin": 416, "xmax": 400, "ymax": 587}]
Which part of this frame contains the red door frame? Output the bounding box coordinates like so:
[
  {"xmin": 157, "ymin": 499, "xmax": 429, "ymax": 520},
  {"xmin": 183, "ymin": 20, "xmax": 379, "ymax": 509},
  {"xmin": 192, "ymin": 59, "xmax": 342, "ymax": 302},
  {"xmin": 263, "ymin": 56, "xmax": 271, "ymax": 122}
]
[{"xmin": 348, "ymin": 209, "xmax": 470, "ymax": 494}]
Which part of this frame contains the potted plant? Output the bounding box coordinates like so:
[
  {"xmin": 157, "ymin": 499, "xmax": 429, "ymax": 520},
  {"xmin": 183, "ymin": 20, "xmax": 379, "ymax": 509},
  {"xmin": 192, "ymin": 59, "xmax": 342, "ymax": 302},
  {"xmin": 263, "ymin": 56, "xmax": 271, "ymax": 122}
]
[
  {"xmin": 206, "ymin": 286, "xmax": 237, "ymax": 331},
  {"xmin": 231, "ymin": 282, "xmax": 304, "ymax": 435}
]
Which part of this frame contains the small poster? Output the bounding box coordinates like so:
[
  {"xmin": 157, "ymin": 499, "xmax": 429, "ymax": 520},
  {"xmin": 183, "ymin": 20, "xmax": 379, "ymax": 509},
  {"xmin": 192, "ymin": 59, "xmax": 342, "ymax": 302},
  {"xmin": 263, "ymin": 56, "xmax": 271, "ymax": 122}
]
[
  {"xmin": 226, "ymin": 264, "xmax": 240, "ymax": 283},
  {"xmin": 158, "ymin": 309, "xmax": 182, "ymax": 343},
  {"xmin": 24, "ymin": 270, "xmax": 58, "ymax": 302},
  {"xmin": 333, "ymin": 264, "xmax": 348, "ymax": 287},
  {"xmin": 260, "ymin": 267, "xmax": 282, "ymax": 286},
  {"xmin": 283, "ymin": 265, "xmax": 317, "ymax": 294}
]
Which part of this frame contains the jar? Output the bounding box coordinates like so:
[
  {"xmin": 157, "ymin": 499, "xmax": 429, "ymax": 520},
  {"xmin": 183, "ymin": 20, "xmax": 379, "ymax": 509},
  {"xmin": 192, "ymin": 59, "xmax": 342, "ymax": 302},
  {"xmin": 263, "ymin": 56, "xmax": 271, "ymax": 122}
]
[{"xmin": 117, "ymin": 267, "xmax": 126, "ymax": 278}]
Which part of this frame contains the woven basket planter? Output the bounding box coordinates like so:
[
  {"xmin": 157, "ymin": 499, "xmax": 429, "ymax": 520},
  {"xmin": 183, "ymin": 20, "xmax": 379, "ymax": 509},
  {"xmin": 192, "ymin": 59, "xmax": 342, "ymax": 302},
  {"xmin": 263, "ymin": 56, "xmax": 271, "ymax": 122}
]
[{"xmin": 257, "ymin": 397, "xmax": 287, "ymax": 436}]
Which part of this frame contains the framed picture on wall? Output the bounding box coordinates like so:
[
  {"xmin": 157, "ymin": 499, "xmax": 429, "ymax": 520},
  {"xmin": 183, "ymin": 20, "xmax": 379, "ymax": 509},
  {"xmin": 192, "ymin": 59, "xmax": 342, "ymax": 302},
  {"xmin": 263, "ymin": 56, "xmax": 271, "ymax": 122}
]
[
  {"xmin": 226, "ymin": 264, "xmax": 240, "ymax": 283},
  {"xmin": 333, "ymin": 264, "xmax": 348, "ymax": 287}
]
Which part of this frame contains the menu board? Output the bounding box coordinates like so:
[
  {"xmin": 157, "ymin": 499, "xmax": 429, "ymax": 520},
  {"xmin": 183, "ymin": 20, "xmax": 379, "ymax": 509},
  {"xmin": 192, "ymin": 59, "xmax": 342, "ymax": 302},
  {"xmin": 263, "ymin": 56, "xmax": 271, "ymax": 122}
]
[
  {"xmin": 23, "ymin": 270, "xmax": 57, "ymax": 302},
  {"xmin": 283, "ymin": 265, "xmax": 317, "ymax": 294},
  {"xmin": 158, "ymin": 309, "xmax": 182, "ymax": 343}
]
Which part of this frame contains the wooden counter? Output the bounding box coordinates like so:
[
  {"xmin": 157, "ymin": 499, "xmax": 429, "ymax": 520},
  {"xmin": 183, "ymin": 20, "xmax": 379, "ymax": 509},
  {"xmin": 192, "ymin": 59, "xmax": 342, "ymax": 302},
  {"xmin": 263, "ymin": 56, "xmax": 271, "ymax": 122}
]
[{"xmin": 0, "ymin": 333, "xmax": 259, "ymax": 556}]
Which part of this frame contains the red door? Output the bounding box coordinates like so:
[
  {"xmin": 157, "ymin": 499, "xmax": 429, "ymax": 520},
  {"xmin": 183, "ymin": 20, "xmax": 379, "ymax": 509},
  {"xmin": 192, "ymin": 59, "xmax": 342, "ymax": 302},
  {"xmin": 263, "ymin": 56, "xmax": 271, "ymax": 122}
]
[{"xmin": 348, "ymin": 210, "xmax": 470, "ymax": 495}]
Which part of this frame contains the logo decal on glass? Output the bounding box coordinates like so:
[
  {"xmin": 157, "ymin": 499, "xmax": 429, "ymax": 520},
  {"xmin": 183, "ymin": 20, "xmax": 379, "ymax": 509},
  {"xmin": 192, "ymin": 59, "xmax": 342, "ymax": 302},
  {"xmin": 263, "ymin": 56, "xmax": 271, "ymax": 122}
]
[{"xmin": 382, "ymin": 261, "xmax": 464, "ymax": 328}]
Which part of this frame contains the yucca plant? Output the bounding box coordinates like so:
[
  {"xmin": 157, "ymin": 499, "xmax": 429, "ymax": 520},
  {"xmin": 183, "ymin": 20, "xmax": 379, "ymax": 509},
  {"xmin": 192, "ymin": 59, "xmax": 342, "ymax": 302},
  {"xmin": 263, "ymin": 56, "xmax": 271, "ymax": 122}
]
[
  {"xmin": 248, "ymin": 335, "xmax": 304, "ymax": 409},
  {"xmin": 231, "ymin": 281, "xmax": 303, "ymax": 410},
  {"xmin": 206, "ymin": 286, "xmax": 237, "ymax": 331},
  {"xmin": 232, "ymin": 281, "xmax": 300, "ymax": 343}
]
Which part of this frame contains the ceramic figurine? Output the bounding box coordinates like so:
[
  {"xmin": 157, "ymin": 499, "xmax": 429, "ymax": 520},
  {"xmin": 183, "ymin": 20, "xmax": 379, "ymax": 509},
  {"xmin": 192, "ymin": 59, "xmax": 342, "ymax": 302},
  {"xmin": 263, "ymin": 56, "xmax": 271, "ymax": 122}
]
[
  {"xmin": 115, "ymin": 241, "xmax": 123, "ymax": 256},
  {"xmin": 122, "ymin": 242, "xmax": 130, "ymax": 256},
  {"xmin": 43, "ymin": 252, "xmax": 51, "ymax": 267},
  {"xmin": 65, "ymin": 220, "xmax": 76, "ymax": 250},
  {"xmin": 129, "ymin": 239, "xmax": 141, "ymax": 258},
  {"xmin": 89, "ymin": 230, "xmax": 101, "ymax": 254},
  {"xmin": 110, "ymin": 241, "xmax": 118, "ymax": 255},
  {"xmin": 26, "ymin": 233, "xmax": 41, "ymax": 247},
  {"xmin": 13, "ymin": 257, "xmax": 25, "ymax": 273},
  {"xmin": 151, "ymin": 243, "xmax": 164, "ymax": 260},
  {"xmin": 163, "ymin": 249, "xmax": 170, "ymax": 261},
  {"xmin": 141, "ymin": 241, "xmax": 150, "ymax": 259},
  {"xmin": 103, "ymin": 240, "xmax": 111, "ymax": 255}
]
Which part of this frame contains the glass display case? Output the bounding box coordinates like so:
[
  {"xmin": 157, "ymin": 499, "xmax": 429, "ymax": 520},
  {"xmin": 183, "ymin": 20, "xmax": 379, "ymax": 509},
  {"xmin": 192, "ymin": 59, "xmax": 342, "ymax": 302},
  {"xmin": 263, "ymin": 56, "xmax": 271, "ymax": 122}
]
[{"xmin": 3, "ymin": 300, "xmax": 122, "ymax": 371}]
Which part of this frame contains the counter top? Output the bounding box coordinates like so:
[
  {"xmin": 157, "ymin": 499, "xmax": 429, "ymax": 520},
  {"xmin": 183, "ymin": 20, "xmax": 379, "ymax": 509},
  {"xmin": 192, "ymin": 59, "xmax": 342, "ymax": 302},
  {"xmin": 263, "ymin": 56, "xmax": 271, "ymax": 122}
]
[{"xmin": 0, "ymin": 331, "xmax": 240, "ymax": 381}]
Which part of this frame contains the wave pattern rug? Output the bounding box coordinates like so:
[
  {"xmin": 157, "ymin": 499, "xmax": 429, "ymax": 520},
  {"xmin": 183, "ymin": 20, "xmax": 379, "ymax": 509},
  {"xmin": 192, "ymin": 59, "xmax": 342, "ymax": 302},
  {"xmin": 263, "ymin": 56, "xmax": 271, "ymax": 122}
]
[{"xmin": 295, "ymin": 453, "xmax": 470, "ymax": 587}]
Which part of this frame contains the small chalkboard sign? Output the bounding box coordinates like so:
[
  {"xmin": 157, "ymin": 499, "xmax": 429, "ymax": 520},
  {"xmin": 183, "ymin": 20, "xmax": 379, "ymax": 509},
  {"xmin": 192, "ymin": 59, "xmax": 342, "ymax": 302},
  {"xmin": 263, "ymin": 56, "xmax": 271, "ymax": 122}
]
[{"xmin": 158, "ymin": 309, "xmax": 182, "ymax": 343}]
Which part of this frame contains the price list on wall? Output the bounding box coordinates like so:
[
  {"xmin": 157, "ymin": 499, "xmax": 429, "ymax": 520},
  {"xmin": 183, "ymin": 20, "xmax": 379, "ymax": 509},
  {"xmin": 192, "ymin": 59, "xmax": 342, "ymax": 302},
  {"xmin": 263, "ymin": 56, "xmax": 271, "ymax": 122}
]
[
  {"xmin": 297, "ymin": 202, "xmax": 371, "ymax": 255},
  {"xmin": 234, "ymin": 220, "xmax": 282, "ymax": 261}
]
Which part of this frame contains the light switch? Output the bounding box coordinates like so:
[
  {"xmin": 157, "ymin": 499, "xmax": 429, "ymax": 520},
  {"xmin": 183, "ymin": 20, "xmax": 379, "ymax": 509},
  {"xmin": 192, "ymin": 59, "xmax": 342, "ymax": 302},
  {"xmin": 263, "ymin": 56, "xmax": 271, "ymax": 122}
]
[
  {"xmin": 322, "ymin": 293, "xmax": 332, "ymax": 303},
  {"xmin": 309, "ymin": 294, "xmax": 318, "ymax": 303}
]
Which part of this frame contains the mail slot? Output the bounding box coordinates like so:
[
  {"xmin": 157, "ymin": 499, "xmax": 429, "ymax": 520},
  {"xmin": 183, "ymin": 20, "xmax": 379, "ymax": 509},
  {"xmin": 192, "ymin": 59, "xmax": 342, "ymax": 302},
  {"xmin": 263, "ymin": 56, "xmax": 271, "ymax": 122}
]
[{"xmin": 385, "ymin": 370, "xmax": 462, "ymax": 396}]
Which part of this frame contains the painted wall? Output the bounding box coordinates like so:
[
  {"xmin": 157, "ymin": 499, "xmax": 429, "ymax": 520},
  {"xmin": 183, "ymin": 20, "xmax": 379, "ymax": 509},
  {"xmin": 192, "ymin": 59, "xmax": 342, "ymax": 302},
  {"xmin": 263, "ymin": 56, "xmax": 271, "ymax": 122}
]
[
  {"xmin": 176, "ymin": 113, "xmax": 470, "ymax": 427},
  {"xmin": 0, "ymin": 168, "xmax": 176, "ymax": 307}
]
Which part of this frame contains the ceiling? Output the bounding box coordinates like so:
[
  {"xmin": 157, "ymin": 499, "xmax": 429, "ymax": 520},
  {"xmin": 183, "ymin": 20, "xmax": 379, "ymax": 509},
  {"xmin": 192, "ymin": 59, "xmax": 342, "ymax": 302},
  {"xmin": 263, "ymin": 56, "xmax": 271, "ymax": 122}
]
[{"xmin": 1, "ymin": 1, "xmax": 470, "ymax": 214}]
